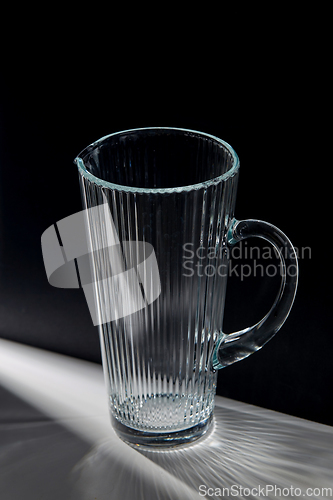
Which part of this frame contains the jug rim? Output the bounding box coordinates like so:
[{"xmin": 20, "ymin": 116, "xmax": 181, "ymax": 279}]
[{"xmin": 74, "ymin": 127, "xmax": 240, "ymax": 194}]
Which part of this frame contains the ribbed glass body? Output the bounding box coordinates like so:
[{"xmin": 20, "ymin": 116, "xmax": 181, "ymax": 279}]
[{"xmin": 76, "ymin": 128, "xmax": 239, "ymax": 443}]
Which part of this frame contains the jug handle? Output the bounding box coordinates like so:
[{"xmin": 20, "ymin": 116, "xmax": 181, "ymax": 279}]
[{"xmin": 212, "ymin": 219, "xmax": 298, "ymax": 370}]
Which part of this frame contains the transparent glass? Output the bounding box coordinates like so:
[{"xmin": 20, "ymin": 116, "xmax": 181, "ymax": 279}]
[{"xmin": 75, "ymin": 127, "xmax": 298, "ymax": 447}]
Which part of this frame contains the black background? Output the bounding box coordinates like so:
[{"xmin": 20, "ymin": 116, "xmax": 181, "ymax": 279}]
[{"xmin": 0, "ymin": 34, "xmax": 331, "ymax": 426}]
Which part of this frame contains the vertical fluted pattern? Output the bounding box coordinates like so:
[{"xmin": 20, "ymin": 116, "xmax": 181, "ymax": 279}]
[{"xmin": 77, "ymin": 129, "xmax": 238, "ymax": 433}]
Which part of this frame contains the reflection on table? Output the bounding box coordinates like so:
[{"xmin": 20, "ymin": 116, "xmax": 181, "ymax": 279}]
[{"xmin": 0, "ymin": 339, "xmax": 332, "ymax": 500}]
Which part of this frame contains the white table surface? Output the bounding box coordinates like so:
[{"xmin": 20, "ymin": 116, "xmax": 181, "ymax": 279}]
[{"xmin": 0, "ymin": 338, "xmax": 332, "ymax": 499}]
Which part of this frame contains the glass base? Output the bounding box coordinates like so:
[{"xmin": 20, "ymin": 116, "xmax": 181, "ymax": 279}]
[{"xmin": 111, "ymin": 413, "xmax": 213, "ymax": 448}]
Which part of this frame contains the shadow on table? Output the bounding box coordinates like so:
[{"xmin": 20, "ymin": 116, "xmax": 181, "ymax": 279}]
[
  {"xmin": 0, "ymin": 385, "xmax": 92, "ymax": 500},
  {"xmin": 70, "ymin": 404, "xmax": 333, "ymax": 500}
]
